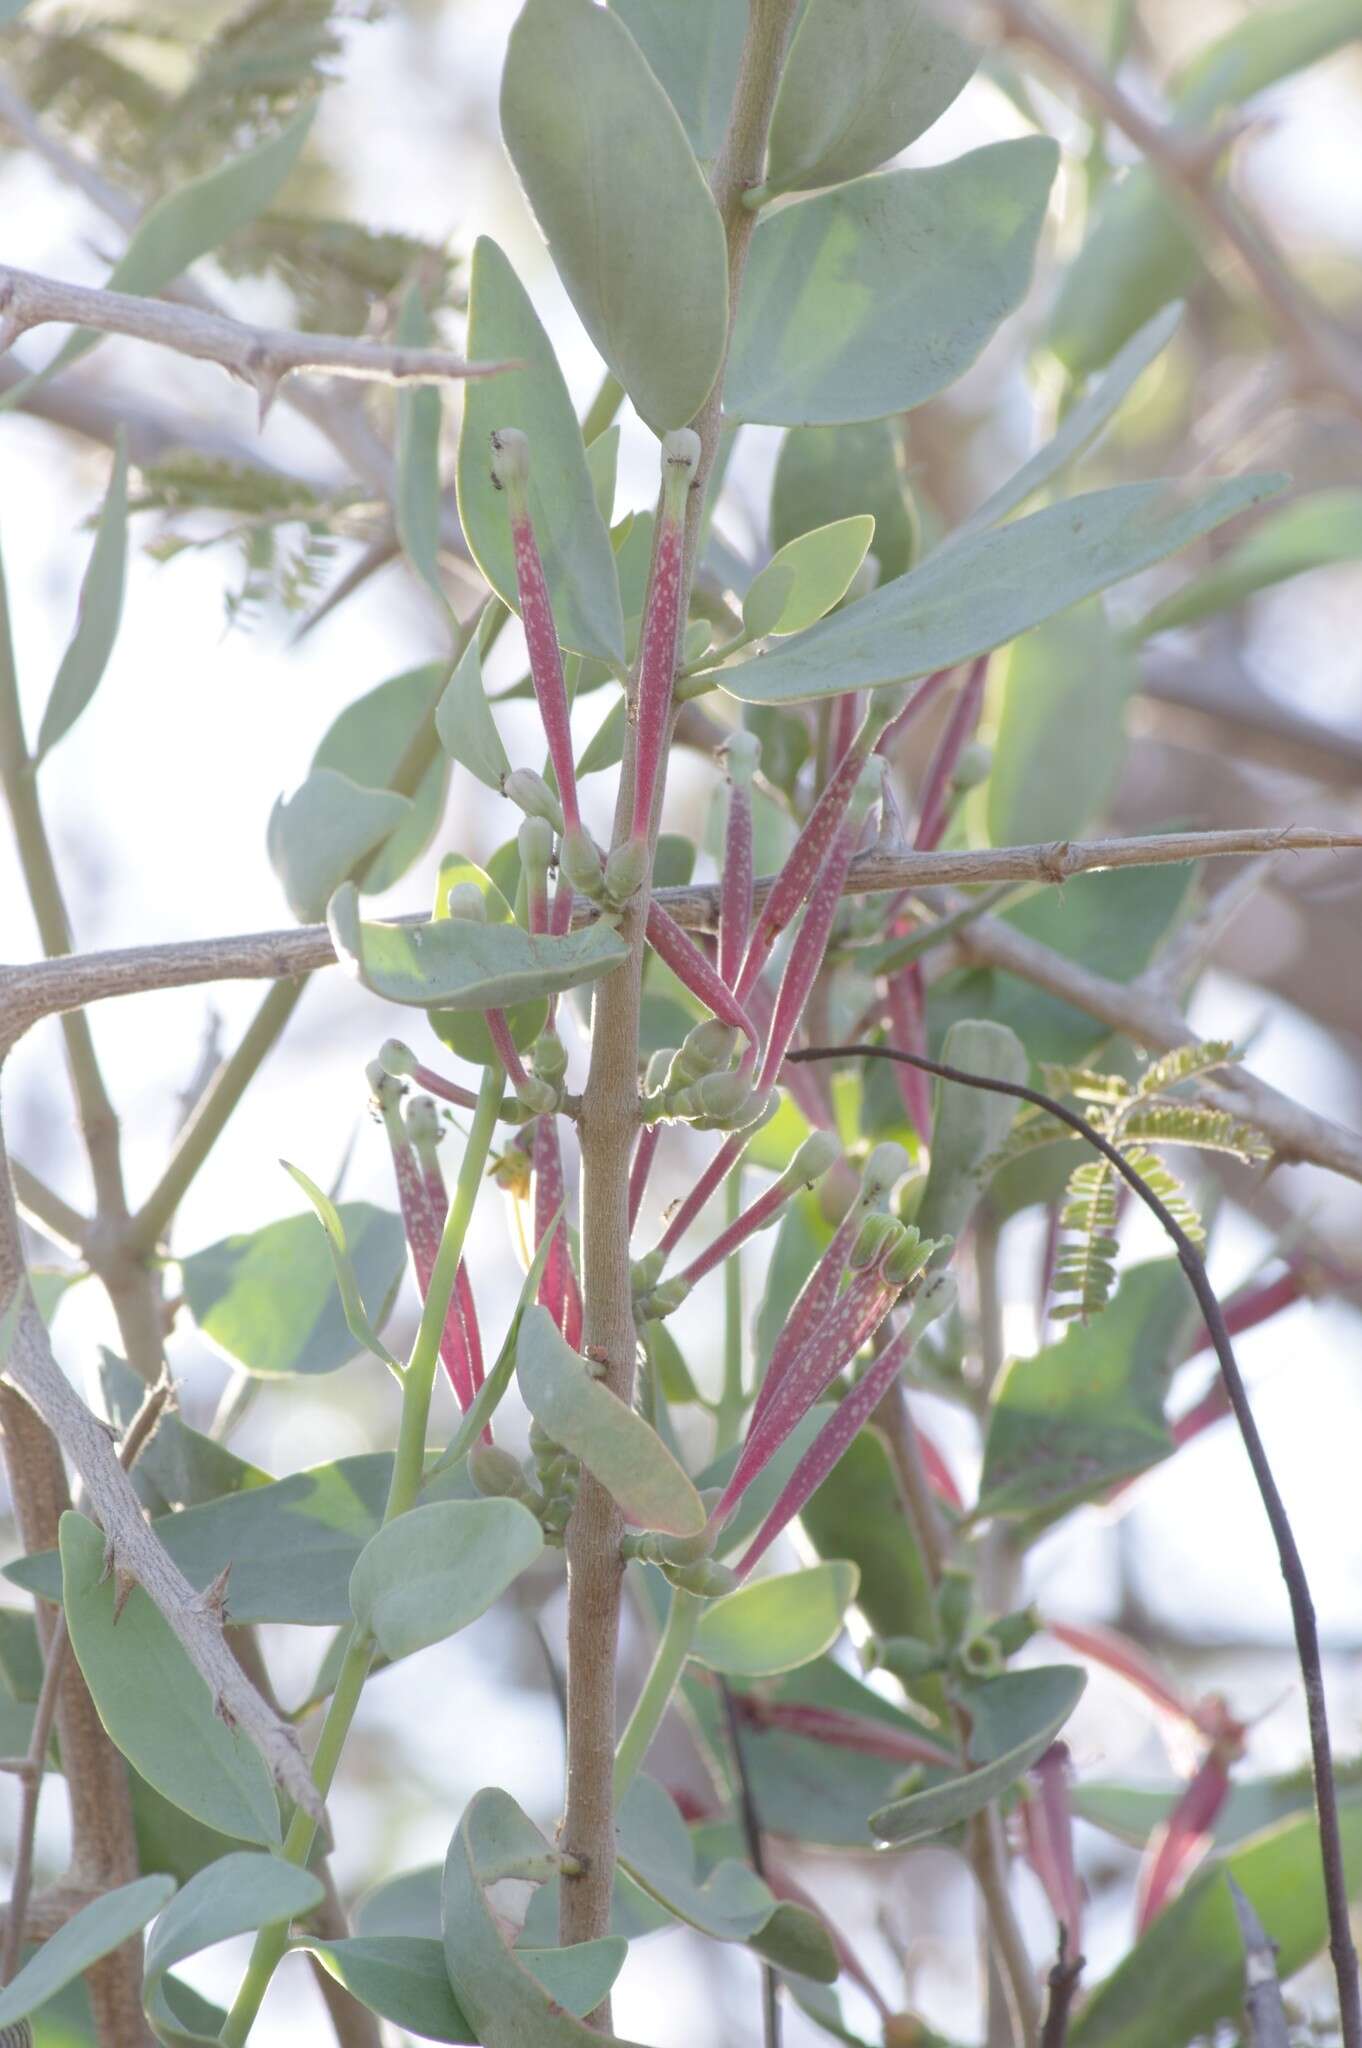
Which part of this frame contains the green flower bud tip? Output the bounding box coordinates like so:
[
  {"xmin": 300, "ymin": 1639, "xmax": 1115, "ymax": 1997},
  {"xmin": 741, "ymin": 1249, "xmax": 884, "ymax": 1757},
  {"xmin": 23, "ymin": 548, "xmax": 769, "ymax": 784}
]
[
  {"xmin": 861, "ymin": 1141, "xmax": 910, "ymax": 1204},
  {"xmin": 445, "ymin": 881, "xmax": 488, "ymax": 923},
  {"xmin": 665, "ymin": 1082, "xmax": 700, "ymax": 1121},
  {"xmin": 559, "ymin": 825, "xmax": 605, "ymax": 900},
  {"xmin": 935, "ymin": 1562, "xmax": 974, "ymax": 1647},
  {"xmin": 517, "ymin": 813, "xmax": 555, "ymax": 872},
  {"xmin": 488, "ymin": 425, "xmax": 529, "ymax": 496},
  {"xmin": 875, "ymin": 1634, "xmax": 945, "ymax": 1680},
  {"xmin": 661, "ymin": 427, "xmax": 701, "ymax": 488},
  {"xmin": 604, "ymin": 835, "xmax": 649, "ymax": 906},
  {"xmin": 882, "ymin": 1226, "xmax": 930, "ymax": 1287},
  {"xmin": 645, "ymin": 1047, "xmax": 677, "ymax": 1094},
  {"xmin": 470, "ymin": 1444, "xmax": 533, "ymax": 1501},
  {"xmin": 788, "ymin": 1131, "xmax": 841, "ymax": 1185},
  {"xmin": 378, "ymin": 1039, "xmax": 417, "ymax": 1078},
  {"xmin": 532, "ymin": 1030, "xmax": 567, "ymax": 1083},
  {"xmin": 503, "ymin": 767, "xmax": 564, "ymax": 835},
  {"xmin": 517, "ymin": 1076, "xmax": 559, "ymax": 1115},
  {"xmin": 682, "ymin": 1019, "xmax": 740, "ymax": 1072},
  {"xmin": 654, "ymin": 1522, "xmax": 715, "ymax": 1567},
  {"xmin": 640, "ymin": 1275, "xmax": 691, "ymax": 1320},
  {"xmin": 404, "ymin": 1095, "xmax": 442, "ymax": 1149},
  {"xmin": 694, "ymin": 1070, "xmax": 750, "ymax": 1120},
  {"xmin": 720, "ymin": 729, "xmax": 760, "ymax": 785},
  {"xmin": 736, "ymin": 1089, "xmax": 779, "ymax": 1133},
  {"xmin": 849, "ymin": 1211, "xmax": 902, "ymax": 1271}
]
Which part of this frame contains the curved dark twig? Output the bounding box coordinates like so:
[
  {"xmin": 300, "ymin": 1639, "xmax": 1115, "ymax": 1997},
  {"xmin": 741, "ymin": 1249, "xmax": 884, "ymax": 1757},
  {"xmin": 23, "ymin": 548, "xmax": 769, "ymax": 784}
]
[{"xmin": 791, "ymin": 1040, "xmax": 1362, "ymax": 2048}]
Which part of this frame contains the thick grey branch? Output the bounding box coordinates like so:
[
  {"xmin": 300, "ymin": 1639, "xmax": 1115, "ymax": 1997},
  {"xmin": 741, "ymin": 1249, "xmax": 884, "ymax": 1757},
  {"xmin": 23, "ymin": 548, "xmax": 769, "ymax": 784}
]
[
  {"xmin": 1, "ymin": 1293, "xmax": 321, "ymax": 1820},
  {"xmin": 2, "ymin": 826, "xmax": 1357, "ymax": 1047},
  {"xmin": 0, "ymin": 263, "xmax": 512, "ymax": 414}
]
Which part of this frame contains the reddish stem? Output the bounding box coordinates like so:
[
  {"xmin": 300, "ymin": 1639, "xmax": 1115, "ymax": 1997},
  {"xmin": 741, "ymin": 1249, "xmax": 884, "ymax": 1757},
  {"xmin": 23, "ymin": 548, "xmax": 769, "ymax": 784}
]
[
  {"xmin": 628, "ymin": 1123, "xmax": 662, "ymax": 1233},
  {"xmin": 673, "ymin": 1173, "xmax": 797, "ymax": 1292},
  {"xmin": 913, "ymin": 655, "xmax": 987, "ymax": 852},
  {"xmin": 630, "ymin": 438, "xmax": 697, "ymax": 843},
  {"xmin": 491, "ymin": 429, "xmax": 581, "ymax": 835},
  {"xmin": 885, "ymin": 959, "xmax": 933, "ymax": 1142},
  {"xmin": 875, "ymin": 665, "xmax": 955, "ymax": 757},
  {"xmin": 718, "ymin": 773, "xmax": 754, "ymax": 991},
  {"xmin": 646, "ymin": 900, "xmax": 760, "ymax": 1051},
  {"xmin": 656, "ymin": 1131, "xmax": 744, "ymax": 1259},
  {"xmin": 1135, "ymin": 1744, "xmax": 1234, "ymax": 1932},
  {"xmin": 756, "ymin": 815, "xmax": 860, "ymax": 1089},
  {"xmin": 733, "ymin": 1693, "xmax": 955, "ymax": 1771},
  {"xmin": 485, "ymin": 1010, "xmax": 531, "ymax": 1093}
]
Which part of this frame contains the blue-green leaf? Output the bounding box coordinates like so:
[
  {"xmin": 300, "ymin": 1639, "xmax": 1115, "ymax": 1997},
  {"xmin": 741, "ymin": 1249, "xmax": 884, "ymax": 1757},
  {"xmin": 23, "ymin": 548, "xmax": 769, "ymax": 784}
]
[
  {"xmin": 34, "ymin": 436, "xmax": 128, "ymax": 761},
  {"xmin": 743, "ymin": 517, "xmax": 876, "ymax": 639},
  {"xmin": 771, "ymin": 420, "xmax": 918, "ymax": 585},
  {"xmin": 60, "ymin": 1514, "xmax": 281, "ymax": 1847},
  {"xmin": 0, "ymin": 1874, "xmax": 175, "ymax": 2028},
  {"xmin": 1132, "ymin": 485, "xmax": 1362, "ymax": 637},
  {"xmin": 144, "ymin": 1854, "xmax": 323, "ymax": 2011},
  {"xmin": 180, "ymin": 1201, "xmax": 406, "ymax": 1377},
  {"xmin": 718, "ymin": 474, "xmax": 1285, "ymax": 703},
  {"xmin": 609, "ymin": 0, "xmax": 745, "ymax": 162},
  {"xmin": 870, "ymin": 1666, "xmax": 1086, "ymax": 1843},
  {"xmin": 501, "ymin": 0, "xmax": 729, "ymax": 431},
  {"xmin": 725, "ymin": 141, "xmax": 1057, "ymax": 426},
  {"xmin": 281, "ymin": 1163, "xmax": 401, "ymax": 1370},
  {"xmin": 617, "ymin": 1777, "xmax": 773, "ymax": 1941},
  {"xmin": 766, "ymin": 0, "xmax": 977, "ymax": 194},
  {"xmin": 436, "ymin": 634, "xmax": 512, "ymax": 790},
  {"xmin": 349, "ymin": 1500, "xmax": 543, "ymax": 1660},
  {"xmin": 984, "ymin": 601, "xmax": 1135, "ymax": 847},
  {"xmin": 310, "ymin": 659, "xmax": 448, "ymax": 896},
  {"xmin": 691, "ymin": 1562, "xmax": 860, "ymax": 1677},
  {"xmin": 299, "ymin": 1933, "xmax": 627, "ymax": 2044},
  {"xmin": 328, "ymin": 879, "xmax": 629, "ymax": 1014},
  {"xmin": 267, "ymin": 768, "xmax": 411, "ymax": 923},
  {"xmin": 916, "ymin": 1021, "xmax": 1027, "ymax": 1247},
  {"xmin": 457, "ymin": 237, "xmax": 624, "ymax": 664}
]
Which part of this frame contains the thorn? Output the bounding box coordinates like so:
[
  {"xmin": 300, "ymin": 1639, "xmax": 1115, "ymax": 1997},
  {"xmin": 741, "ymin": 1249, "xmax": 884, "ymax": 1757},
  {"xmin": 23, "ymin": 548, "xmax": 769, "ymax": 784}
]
[
  {"xmin": 196, "ymin": 1563, "xmax": 233, "ymax": 1627},
  {"xmin": 212, "ymin": 1691, "xmax": 240, "ymax": 1733},
  {"xmin": 111, "ymin": 1568, "xmax": 137, "ymax": 1625},
  {"xmin": 99, "ymin": 1534, "xmax": 117, "ymax": 1584}
]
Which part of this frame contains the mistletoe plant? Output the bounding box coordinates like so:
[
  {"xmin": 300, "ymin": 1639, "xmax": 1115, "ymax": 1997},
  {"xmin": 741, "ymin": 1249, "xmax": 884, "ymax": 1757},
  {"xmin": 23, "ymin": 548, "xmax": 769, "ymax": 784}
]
[{"xmin": 2, "ymin": 3, "xmax": 1362, "ymax": 2048}]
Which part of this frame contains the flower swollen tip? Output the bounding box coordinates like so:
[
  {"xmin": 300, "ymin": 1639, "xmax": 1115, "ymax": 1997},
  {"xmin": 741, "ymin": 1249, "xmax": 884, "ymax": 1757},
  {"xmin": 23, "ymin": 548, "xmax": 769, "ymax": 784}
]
[
  {"xmin": 661, "ymin": 427, "xmax": 701, "ymax": 486},
  {"xmin": 720, "ymin": 729, "xmax": 761, "ymax": 785},
  {"xmin": 488, "ymin": 425, "xmax": 530, "ymax": 496},
  {"xmin": 603, "ymin": 834, "xmax": 649, "ymax": 907},
  {"xmin": 861, "ymin": 1141, "xmax": 911, "ymax": 1204},
  {"xmin": 786, "ymin": 1131, "xmax": 842, "ymax": 1187},
  {"xmin": 503, "ymin": 767, "xmax": 564, "ymax": 836},
  {"xmin": 404, "ymin": 1094, "xmax": 442, "ymax": 1150},
  {"xmin": 531, "ymin": 1029, "xmax": 567, "ymax": 1087},
  {"xmin": 445, "ymin": 881, "xmax": 488, "ymax": 923},
  {"xmin": 378, "ymin": 1038, "xmax": 418, "ymax": 1080},
  {"xmin": 559, "ymin": 824, "xmax": 605, "ymax": 901}
]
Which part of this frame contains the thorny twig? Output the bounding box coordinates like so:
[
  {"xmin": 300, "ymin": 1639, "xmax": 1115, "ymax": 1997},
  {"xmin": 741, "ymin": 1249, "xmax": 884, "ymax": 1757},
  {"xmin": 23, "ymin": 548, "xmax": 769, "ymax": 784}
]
[{"xmin": 791, "ymin": 1039, "xmax": 1362, "ymax": 2048}]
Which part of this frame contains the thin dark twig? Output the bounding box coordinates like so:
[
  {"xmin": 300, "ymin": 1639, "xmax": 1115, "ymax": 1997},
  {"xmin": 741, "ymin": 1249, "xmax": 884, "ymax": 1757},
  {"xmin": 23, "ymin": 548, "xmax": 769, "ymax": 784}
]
[
  {"xmin": 721, "ymin": 1683, "xmax": 781, "ymax": 2048},
  {"xmin": 791, "ymin": 1040, "xmax": 1362, "ymax": 2048},
  {"xmin": 1039, "ymin": 1928, "xmax": 1084, "ymax": 2048}
]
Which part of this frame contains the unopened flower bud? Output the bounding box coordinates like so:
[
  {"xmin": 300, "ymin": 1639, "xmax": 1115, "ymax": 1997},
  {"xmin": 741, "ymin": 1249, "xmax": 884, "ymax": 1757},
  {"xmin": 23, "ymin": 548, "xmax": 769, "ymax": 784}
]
[
  {"xmin": 488, "ymin": 425, "xmax": 530, "ymax": 494},
  {"xmin": 952, "ymin": 742, "xmax": 992, "ymax": 792},
  {"xmin": 693, "ymin": 1070, "xmax": 751, "ymax": 1122},
  {"xmin": 631, "ymin": 1249, "xmax": 665, "ymax": 1296},
  {"xmin": 404, "ymin": 1095, "xmax": 442, "ymax": 1150},
  {"xmin": 682, "ymin": 1020, "xmax": 740, "ymax": 1074},
  {"xmin": 559, "ymin": 825, "xmax": 605, "ymax": 901},
  {"xmin": 503, "ymin": 767, "xmax": 564, "ymax": 835},
  {"xmin": 720, "ymin": 730, "xmax": 760, "ymax": 786},
  {"xmin": 668, "ymin": 1557, "xmax": 739, "ymax": 1598},
  {"xmin": 379, "ymin": 1038, "xmax": 418, "ymax": 1078},
  {"xmin": 871, "ymin": 1635, "xmax": 945, "ymax": 1683},
  {"xmin": 445, "ymin": 881, "xmax": 487, "ymax": 923},
  {"xmin": 518, "ymin": 814, "xmax": 555, "ymax": 875},
  {"xmin": 517, "ymin": 1075, "xmax": 559, "ymax": 1116},
  {"xmin": 935, "ymin": 1563, "xmax": 974, "ymax": 1649},
  {"xmin": 604, "ymin": 835, "xmax": 649, "ymax": 906},
  {"xmin": 988, "ymin": 1604, "xmax": 1042, "ymax": 1658},
  {"xmin": 861, "ymin": 1142, "xmax": 910, "ymax": 1205},
  {"xmin": 662, "ymin": 427, "xmax": 701, "ymax": 481},
  {"xmin": 958, "ymin": 1632, "xmax": 1005, "ymax": 1679},
  {"xmin": 639, "ymin": 1275, "xmax": 691, "ymax": 1321},
  {"xmin": 532, "ymin": 1030, "xmax": 567, "ymax": 1084},
  {"xmin": 470, "ymin": 1444, "xmax": 538, "ymax": 1508},
  {"xmin": 786, "ymin": 1131, "xmax": 841, "ymax": 1187}
]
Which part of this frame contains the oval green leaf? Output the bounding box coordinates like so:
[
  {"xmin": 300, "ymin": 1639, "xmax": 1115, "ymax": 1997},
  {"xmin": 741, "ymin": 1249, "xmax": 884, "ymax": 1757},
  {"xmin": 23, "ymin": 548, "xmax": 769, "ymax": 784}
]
[
  {"xmin": 443, "ymin": 1790, "xmax": 648, "ymax": 2046},
  {"xmin": 725, "ymin": 140, "xmax": 1057, "ymax": 426},
  {"xmin": 516, "ymin": 1306, "xmax": 705, "ymax": 1536},
  {"xmin": 501, "ymin": 0, "xmax": 728, "ymax": 431},
  {"xmin": 310, "ymin": 659, "xmax": 448, "ymax": 897},
  {"xmin": 426, "ymin": 852, "xmax": 548, "ymax": 1065},
  {"xmin": 984, "ymin": 601, "xmax": 1134, "ymax": 848},
  {"xmin": 0, "ymin": 1874, "xmax": 176, "ymax": 2028},
  {"xmin": 766, "ymin": 0, "xmax": 977, "ymax": 194},
  {"xmin": 691, "ymin": 1561, "xmax": 860, "ymax": 1677},
  {"xmin": 609, "ymin": 0, "xmax": 745, "ymax": 162},
  {"xmin": 180, "ymin": 1201, "xmax": 406, "ymax": 1377},
  {"xmin": 267, "ymin": 768, "xmax": 412, "ymax": 924},
  {"xmin": 328, "ymin": 880, "xmax": 629, "ymax": 1014},
  {"xmin": 301, "ymin": 1932, "xmax": 627, "ymax": 2043},
  {"xmin": 1133, "ymin": 485, "xmax": 1362, "ymax": 638},
  {"xmin": 458, "ymin": 237, "xmax": 624, "ymax": 664},
  {"xmin": 719, "ymin": 473, "xmax": 1285, "ymax": 703},
  {"xmin": 617, "ymin": 1776, "xmax": 773, "ymax": 1941},
  {"xmin": 916, "ymin": 1020, "xmax": 1027, "ymax": 1249},
  {"xmin": 144, "ymin": 1853, "xmax": 324, "ymax": 2000},
  {"xmin": 280, "ymin": 1163, "xmax": 401, "ymax": 1371},
  {"xmin": 435, "ymin": 635, "xmax": 512, "ymax": 791},
  {"xmin": 771, "ymin": 420, "xmax": 918, "ymax": 586},
  {"xmin": 34, "ymin": 435, "xmax": 128, "ymax": 762},
  {"xmin": 871, "ymin": 1665, "xmax": 1086, "ymax": 1844},
  {"xmin": 59, "ymin": 1513, "xmax": 282, "ymax": 1848},
  {"xmin": 744, "ymin": 516, "xmax": 876, "ymax": 640},
  {"xmin": 349, "ymin": 1499, "xmax": 544, "ymax": 1661}
]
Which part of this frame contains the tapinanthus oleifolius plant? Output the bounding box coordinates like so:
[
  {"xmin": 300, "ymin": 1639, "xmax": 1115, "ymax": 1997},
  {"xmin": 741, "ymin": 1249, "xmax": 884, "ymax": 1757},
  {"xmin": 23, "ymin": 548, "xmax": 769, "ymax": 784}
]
[{"xmin": 1, "ymin": 2, "xmax": 1360, "ymax": 2047}]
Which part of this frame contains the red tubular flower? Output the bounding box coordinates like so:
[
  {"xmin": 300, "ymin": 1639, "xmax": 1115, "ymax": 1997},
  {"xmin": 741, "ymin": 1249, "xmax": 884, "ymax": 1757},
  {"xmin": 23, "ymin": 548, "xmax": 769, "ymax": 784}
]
[
  {"xmin": 655, "ymin": 1130, "xmax": 745, "ymax": 1259},
  {"xmin": 713, "ymin": 1263, "xmax": 903, "ymax": 1529},
  {"xmin": 884, "ymin": 956, "xmax": 933, "ymax": 1144},
  {"xmin": 628, "ymin": 1123, "xmax": 661, "ymax": 1233},
  {"xmin": 733, "ymin": 1693, "xmax": 955, "ymax": 1771},
  {"xmin": 484, "ymin": 1007, "xmax": 533, "ymax": 1095},
  {"xmin": 672, "ymin": 1133, "xmax": 841, "ymax": 1295},
  {"xmin": 405, "ymin": 1097, "xmax": 482, "ymax": 1419},
  {"xmin": 718, "ymin": 732, "xmax": 758, "ymax": 990},
  {"xmin": 875, "ymin": 665, "xmax": 955, "ymax": 758},
  {"xmin": 1046, "ymin": 1620, "xmax": 1245, "ymax": 1746},
  {"xmin": 916, "ymin": 1425, "xmax": 964, "ymax": 1513},
  {"xmin": 645, "ymin": 901, "xmax": 760, "ymax": 1054},
  {"xmin": 489, "ymin": 428, "xmax": 582, "ymax": 837},
  {"xmin": 829, "ymin": 689, "xmax": 862, "ymax": 776},
  {"xmin": 628, "ymin": 430, "xmax": 701, "ymax": 852},
  {"xmin": 737, "ymin": 695, "xmax": 899, "ymax": 1002},
  {"xmin": 748, "ymin": 1141, "xmax": 908, "ymax": 1438},
  {"xmin": 912, "ymin": 654, "xmax": 987, "ymax": 854},
  {"xmin": 533, "ymin": 1113, "xmax": 578, "ymax": 1346},
  {"xmin": 1135, "ymin": 1738, "xmax": 1239, "ymax": 1931},
  {"xmin": 737, "ymin": 1274, "xmax": 956, "ymax": 1577},
  {"xmin": 1020, "ymin": 1742, "xmax": 1083, "ymax": 1954}
]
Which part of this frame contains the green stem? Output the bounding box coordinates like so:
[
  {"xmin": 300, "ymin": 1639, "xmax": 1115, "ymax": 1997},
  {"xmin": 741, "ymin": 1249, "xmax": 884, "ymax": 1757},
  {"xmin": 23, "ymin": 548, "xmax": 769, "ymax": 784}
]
[
  {"xmin": 219, "ymin": 1069, "xmax": 501, "ymax": 2042},
  {"xmin": 219, "ymin": 1629, "xmax": 373, "ymax": 2047},
  {"xmin": 613, "ymin": 1588, "xmax": 701, "ymax": 1800},
  {"xmin": 713, "ymin": 1168, "xmax": 745, "ymax": 1451}
]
